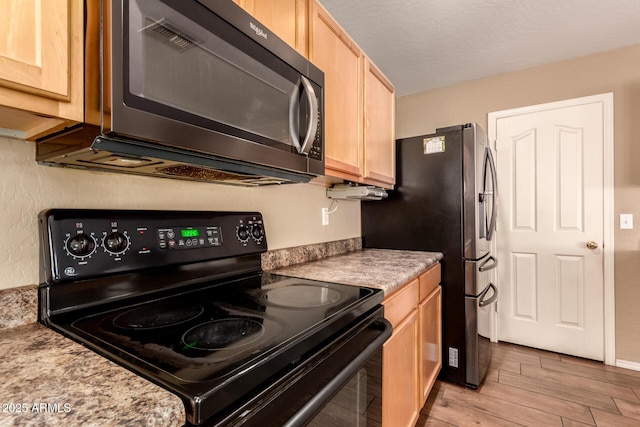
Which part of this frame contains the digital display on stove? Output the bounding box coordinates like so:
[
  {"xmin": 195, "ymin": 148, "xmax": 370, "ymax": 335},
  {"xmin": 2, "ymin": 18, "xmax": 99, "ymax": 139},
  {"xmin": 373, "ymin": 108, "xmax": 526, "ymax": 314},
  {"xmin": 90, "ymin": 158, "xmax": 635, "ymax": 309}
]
[
  {"xmin": 181, "ymin": 229, "xmax": 200, "ymax": 238},
  {"xmin": 157, "ymin": 226, "xmax": 222, "ymax": 250}
]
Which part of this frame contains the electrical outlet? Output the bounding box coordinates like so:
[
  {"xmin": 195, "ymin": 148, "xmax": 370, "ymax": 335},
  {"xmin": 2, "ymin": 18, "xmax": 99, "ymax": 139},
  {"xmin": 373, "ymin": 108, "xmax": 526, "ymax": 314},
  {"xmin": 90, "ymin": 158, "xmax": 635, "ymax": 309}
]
[
  {"xmin": 321, "ymin": 208, "xmax": 329, "ymax": 226},
  {"xmin": 620, "ymin": 213, "xmax": 634, "ymax": 230}
]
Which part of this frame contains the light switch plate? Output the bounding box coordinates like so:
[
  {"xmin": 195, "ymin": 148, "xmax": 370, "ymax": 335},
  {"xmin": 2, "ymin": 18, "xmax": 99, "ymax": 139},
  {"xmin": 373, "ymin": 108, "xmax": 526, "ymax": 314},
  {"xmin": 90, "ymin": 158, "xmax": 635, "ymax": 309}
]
[{"xmin": 620, "ymin": 213, "xmax": 633, "ymax": 229}]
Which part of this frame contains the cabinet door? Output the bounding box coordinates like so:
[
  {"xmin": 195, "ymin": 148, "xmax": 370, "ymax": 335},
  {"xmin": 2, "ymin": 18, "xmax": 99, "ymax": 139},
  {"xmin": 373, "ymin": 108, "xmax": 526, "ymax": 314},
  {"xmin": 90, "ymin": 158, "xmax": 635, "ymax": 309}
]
[
  {"xmin": 363, "ymin": 57, "xmax": 395, "ymax": 188},
  {"xmin": 419, "ymin": 286, "xmax": 442, "ymax": 405},
  {"xmin": 0, "ymin": 0, "xmax": 71, "ymax": 100},
  {"xmin": 382, "ymin": 310, "xmax": 419, "ymax": 427},
  {"xmin": 234, "ymin": 0, "xmax": 307, "ymax": 56},
  {"xmin": 309, "ymin": 0, "xmax": 363, "ymax": 182},
  {"xmin": 0, "ymin": 0, "xmax": 83, "ymax": 139}
]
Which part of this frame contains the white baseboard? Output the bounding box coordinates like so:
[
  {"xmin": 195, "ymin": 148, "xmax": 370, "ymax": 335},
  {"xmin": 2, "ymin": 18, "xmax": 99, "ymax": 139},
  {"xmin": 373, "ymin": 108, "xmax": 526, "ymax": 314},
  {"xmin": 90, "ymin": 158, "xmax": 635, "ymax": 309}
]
[{"xmin": 616, "ymin": 359, "xmax": 640, "ymax": 372}]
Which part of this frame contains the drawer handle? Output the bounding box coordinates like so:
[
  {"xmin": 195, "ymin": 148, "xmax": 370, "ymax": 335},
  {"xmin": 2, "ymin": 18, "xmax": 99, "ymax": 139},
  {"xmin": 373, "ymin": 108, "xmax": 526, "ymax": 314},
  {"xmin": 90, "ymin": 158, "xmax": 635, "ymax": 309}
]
[
  {"xmin": 479, "ymin": 283, "xmax": 498, "ymax": 308},
  {"xmin": 478, "ymin": 255, "xmax": 498, "ymax": 272}
]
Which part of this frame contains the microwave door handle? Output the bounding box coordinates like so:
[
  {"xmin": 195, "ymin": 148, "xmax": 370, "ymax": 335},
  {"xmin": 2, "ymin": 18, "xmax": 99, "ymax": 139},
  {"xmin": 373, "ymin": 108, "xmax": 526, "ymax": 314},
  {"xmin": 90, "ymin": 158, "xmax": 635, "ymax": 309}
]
[
  {"xmin": 298, "ymin": 76, "xmax": 319, "ymax": 155},
  {"xmin": 288, "ymin": 76, "xmax": 318, "ymax": 155},
  {"xmin": 289, "ymin": 81, "xmax": 303, "ymax": 153}
]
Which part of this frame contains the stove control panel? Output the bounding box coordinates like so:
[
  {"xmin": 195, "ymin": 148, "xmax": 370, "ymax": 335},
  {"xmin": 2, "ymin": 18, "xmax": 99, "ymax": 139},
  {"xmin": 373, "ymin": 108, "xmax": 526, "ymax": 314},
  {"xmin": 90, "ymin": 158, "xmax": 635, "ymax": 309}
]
[
  {"xmin": 39, "ymin": 210, "xmax": 267, "ymax": 283},
  {"xmin": 157, "ymin": 226, "xmax": 222, "ymax": 250}
]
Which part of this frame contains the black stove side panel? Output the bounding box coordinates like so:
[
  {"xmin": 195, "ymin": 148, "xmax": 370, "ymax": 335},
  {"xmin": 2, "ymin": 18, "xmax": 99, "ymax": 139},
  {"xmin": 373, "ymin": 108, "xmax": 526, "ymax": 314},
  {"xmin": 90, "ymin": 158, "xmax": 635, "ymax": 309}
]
[{"xmin": 361, "ymin": 129, "xmax": 466, "ymax": 386}]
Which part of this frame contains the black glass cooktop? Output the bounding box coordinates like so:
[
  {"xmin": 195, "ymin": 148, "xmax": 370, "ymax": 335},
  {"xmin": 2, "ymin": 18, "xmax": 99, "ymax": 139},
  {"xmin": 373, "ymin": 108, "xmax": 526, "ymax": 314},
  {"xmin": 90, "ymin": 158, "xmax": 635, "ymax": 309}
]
[{"xmin": 66, "ymin": 273, "xmax": 375, "ymax": 384}]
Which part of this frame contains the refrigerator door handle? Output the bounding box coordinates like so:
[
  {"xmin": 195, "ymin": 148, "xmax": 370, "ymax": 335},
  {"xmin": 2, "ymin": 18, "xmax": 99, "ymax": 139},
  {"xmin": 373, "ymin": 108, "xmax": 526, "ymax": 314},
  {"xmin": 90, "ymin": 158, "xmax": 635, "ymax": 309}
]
[
  {"xmin": 478, "ymin": 283, "xmax": 498, "ymax": 307},
  {"xmin": 478, "ymin": 255, "xmax": 498, "ymax": 272},
  {"xmin": 483, "ymin": 147, "xmax": 499, "ymax": 241}
]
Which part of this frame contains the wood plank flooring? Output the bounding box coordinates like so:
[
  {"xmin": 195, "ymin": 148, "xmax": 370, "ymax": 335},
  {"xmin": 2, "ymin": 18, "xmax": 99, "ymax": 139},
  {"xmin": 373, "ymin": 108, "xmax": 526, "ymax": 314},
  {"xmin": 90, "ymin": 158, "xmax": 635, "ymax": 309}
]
[{"xmin": 417, "ymin": 342, "xmax": 640, "ymax": 426}]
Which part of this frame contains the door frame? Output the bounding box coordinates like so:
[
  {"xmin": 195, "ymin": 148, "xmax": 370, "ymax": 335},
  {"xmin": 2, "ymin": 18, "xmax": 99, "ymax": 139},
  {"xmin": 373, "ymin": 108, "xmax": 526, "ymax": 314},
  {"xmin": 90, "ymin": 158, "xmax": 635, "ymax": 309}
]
[{"xmin": 488, "ymin": 93, "xmax": 615, "ymax": 366}]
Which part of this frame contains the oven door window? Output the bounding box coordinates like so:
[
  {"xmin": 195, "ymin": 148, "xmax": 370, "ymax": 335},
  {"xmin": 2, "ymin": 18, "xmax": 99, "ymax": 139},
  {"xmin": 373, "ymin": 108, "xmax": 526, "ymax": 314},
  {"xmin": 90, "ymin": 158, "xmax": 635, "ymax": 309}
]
[
  {"xmin": 306, "ymin": 356, "xmax": 380, "ymax": 426},
  {"xmin": 228, "ymin": 316, "xmax": 391, "ymax": 427},
  {"xmin": 124, "ymin": 0, "xmax": 316, "ymax": 154}
]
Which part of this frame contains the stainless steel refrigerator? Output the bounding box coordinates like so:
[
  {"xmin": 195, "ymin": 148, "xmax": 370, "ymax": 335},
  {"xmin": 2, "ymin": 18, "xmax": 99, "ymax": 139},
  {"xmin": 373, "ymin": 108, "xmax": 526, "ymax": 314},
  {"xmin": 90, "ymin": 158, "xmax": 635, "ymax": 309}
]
[{"xmin": 361, "ymin": 123, "xmax": 498, "ymax": 388}]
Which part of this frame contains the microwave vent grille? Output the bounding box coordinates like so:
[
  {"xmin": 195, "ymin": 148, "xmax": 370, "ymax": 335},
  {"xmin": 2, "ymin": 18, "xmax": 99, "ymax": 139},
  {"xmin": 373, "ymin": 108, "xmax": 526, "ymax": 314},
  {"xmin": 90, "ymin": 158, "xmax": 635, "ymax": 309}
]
[
  {"xmin": 147, "ymin": 21, "xmax": 196, "ymax": 51},
  {"xmin": 156, "ymin": 164, "xmax": 288, "ymax": 186},
  {"xmin": 158, "ymin": 165, "xmax": 251, "ymax": 181}
]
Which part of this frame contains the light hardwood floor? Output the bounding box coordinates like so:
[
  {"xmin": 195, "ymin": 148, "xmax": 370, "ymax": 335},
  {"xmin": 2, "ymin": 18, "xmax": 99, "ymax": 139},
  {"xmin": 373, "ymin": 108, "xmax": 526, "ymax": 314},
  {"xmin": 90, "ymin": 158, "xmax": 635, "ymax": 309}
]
[{"xmin": 418, "ymin": 342, "xmax": 640, "ymax": 426}]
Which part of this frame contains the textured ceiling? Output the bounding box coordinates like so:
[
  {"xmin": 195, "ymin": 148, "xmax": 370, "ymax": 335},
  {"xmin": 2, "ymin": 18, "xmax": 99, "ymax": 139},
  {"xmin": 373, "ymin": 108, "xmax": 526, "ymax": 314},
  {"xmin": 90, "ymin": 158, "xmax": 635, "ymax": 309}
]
[{"xmin": 319, "ymin": 0, "xmax": 640, "ymax": 96}]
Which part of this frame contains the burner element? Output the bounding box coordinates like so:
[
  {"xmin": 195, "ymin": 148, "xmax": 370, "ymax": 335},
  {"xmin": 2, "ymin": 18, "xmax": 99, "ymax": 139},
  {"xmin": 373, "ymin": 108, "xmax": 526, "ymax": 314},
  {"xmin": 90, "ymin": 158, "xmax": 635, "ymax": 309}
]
[
  {"xmin": 182, "ymin": 318, "xmax": 265, "ymax": 351},
  {"xmin": 113, "ymin": 302, "xmax": 204, "ymax": 329},
  {"xmin": 264, "ymin": 285, "xmax": 341, "ymax": 307}
]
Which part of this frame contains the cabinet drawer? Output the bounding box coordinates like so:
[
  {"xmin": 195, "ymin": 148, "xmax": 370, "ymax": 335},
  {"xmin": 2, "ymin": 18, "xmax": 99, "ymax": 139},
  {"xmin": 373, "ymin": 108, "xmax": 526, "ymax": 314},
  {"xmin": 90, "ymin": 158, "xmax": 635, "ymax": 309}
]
[
  {"xmin": 419, "ymin": 263, "xmax": 441, "ymax": 301},
  {"xmin": 383, "ymin": 278, "xmax": 419, "ymax": 328}
]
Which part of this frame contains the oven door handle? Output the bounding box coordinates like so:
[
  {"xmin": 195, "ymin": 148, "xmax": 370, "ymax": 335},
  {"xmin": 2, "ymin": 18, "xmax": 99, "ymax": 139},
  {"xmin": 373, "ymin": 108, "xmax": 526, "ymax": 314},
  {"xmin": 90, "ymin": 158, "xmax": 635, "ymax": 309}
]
[{"xmin": 283, "ymin": 318, "xmax": 392, "ymax": 427}]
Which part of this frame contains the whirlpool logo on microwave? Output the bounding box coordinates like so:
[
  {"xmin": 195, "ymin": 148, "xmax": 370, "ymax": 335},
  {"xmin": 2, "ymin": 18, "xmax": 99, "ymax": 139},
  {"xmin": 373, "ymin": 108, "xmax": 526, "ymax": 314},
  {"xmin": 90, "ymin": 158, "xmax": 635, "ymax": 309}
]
[{"xmin": 250, "ymin": 22, "xmax": 268, "ymax": 39}]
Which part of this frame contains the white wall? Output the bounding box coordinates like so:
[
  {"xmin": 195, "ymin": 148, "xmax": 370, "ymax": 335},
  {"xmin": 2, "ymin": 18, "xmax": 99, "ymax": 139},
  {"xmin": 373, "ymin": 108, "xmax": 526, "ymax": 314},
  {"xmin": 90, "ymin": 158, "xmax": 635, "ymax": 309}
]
[
  {"xmin": 0, "ymin": 137, "xmax": 361, "ymax": 289},
  {"xmin": 396, "ymin": 43, "xmax": 640, "ymax": 363}
]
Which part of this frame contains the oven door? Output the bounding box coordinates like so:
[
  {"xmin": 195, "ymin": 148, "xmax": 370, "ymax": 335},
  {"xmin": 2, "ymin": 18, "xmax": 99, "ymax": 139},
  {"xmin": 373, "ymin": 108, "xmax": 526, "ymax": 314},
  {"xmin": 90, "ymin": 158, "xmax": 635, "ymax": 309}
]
[
  {"xmin": 110, "ymin": 0, "xmax": 324, "ymax": 174},
  {"xmin": 215, "ymin": 307, "xmax": 391, "ymax": 427}
]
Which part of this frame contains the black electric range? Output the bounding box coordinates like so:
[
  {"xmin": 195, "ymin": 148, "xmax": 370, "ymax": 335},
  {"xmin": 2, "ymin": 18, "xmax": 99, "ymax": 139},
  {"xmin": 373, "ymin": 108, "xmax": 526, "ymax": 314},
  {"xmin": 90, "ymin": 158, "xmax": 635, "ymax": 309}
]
[{"xmin": 38, "ymin": 210, "xmax": 388, "ymax": 426}]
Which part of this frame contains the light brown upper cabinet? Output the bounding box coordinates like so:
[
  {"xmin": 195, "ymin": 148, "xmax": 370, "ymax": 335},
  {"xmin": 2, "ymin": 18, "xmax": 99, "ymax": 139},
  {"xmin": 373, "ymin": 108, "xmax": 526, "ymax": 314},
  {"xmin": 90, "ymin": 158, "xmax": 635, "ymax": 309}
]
[
  {"xmin": 0, "ymin": 0, "xmax": 84, "ymax": 140},
  {"xmin": 234, "ymin": 0, "xmax": 308, "ymax": 56},
  {"xmin": 309, "ymin": 0, "xmax": 364, "ymax": 183},
  {"xmin": 363, "ymin": 58, "xmax": 395, "ymax": 188},
  {"xmin": 309, "ymin": 0, "xmax": 396, "ymax": 189}
]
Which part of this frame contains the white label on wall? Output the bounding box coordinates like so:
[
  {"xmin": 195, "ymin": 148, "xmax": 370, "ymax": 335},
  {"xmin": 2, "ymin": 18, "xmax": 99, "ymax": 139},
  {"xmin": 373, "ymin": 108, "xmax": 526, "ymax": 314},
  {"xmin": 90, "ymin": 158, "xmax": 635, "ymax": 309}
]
[{"xmin": 424, "ymin": 136, "xmax": 445, "ymax": 154}]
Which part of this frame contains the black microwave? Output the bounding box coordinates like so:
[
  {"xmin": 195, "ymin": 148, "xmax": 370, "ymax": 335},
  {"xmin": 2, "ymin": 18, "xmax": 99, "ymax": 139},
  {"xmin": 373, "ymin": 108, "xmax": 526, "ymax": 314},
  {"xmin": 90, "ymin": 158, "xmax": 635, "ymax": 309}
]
[{"xmin": 36, "ymin": 0, "xmax": 325, "ymax": 186}]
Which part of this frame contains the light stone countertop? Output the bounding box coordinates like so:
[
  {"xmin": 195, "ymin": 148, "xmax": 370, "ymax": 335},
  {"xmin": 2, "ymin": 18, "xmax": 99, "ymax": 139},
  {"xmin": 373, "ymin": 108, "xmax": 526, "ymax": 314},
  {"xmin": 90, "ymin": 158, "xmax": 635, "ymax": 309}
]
[
  {"xmin": 268, "ymin": 248, "xmax": 443, "ymax": 295},
  {"xmin": 0, "ymin": 322, "xmax": 185, "ymax": 426},
  {"xmin": 0, "ymin": 245, "xmax": 441, "ymax": 426}
]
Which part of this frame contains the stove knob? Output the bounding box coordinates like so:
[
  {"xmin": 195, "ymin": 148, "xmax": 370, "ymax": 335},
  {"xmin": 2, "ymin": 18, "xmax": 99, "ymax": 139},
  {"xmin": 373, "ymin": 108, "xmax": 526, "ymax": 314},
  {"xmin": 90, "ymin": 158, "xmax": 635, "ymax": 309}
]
[
  {"xmin": 236, "ymin": 225, "xmax": 250, "ymax": 243},
  {"xmin": 66, "ymin": 234, "xmax": 96, "ymax": 257},
  {"xmin": 104, "ymin": 232, "xmax": 129, "ymax": 255},
  {"xmin": 251, "ymin": 223, "xmax": 265, "ymax": 243}
]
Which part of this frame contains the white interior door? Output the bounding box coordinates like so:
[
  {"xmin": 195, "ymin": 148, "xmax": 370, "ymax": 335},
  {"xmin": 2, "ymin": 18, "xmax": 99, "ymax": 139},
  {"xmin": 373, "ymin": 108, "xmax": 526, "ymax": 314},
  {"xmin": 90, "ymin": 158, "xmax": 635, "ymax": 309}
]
[{"xmin": 492, "ymin": 96, "xmax": 610, "ymax": 361}]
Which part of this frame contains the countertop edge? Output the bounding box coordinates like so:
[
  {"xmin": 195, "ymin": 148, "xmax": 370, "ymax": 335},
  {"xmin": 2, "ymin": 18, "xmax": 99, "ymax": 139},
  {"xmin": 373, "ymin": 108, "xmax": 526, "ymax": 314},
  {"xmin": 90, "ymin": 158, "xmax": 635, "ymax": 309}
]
[{"xmin": 267, "ymin": 248, "xmax": 443, "ymax": 295}]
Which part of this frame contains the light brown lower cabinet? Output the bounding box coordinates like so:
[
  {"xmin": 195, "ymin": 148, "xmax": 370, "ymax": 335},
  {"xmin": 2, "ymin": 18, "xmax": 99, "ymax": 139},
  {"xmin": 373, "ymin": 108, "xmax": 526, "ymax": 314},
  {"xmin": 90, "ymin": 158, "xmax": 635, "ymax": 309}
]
[
  {"xmin": 382, "ymin": 263, "xmax": 442, "ymax": 427},
  {"xmin": 419, "ymin": 286, "xmax": 442, "ymax": 405}
]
